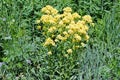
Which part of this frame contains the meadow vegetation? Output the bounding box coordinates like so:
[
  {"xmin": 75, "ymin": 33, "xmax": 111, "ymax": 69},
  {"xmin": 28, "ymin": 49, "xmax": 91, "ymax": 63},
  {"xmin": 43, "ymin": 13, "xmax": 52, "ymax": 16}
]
[{"xmin": 0, "ymin": 0, "xmax": 120, "ymax": 80}]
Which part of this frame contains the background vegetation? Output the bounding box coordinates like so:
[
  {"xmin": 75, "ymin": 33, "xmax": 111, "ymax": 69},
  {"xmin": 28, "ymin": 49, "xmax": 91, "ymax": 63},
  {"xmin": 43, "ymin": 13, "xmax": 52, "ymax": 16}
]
[{"xmin": 0, "ymin": 0, "xmax": 120, "ymax": 80}]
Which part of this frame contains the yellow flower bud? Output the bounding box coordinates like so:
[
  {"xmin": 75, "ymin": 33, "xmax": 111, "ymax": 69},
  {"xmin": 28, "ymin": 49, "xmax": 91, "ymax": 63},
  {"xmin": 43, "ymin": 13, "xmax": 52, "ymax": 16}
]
[
  {"xmin": 48, "ymin": 51, "xmax": 52, "ymax": 55},
  {"xmin": 82, "ymin": 15, "xmax": 92, "ymax": 23},
  {"xmin": 67, "ymin": 49, "xmax": 73, "ymax": 54},
  {"xmin": 63, "ymin": 7, "xmax": 72, "ymax": 12},
  {"xmin": 37, "ymin": 26, "xmax": 41, "ymax": 30},
  {"xmin": 81, "ymin": 42, "xmax": 86, "ymax": 47}
]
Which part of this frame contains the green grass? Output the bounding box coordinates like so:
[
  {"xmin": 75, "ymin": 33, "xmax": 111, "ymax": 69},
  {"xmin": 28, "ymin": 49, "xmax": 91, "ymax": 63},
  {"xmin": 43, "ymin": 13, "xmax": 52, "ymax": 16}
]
[{"xmin": 0, "ymin": 0, "xmax": 120, "ymax": 80}]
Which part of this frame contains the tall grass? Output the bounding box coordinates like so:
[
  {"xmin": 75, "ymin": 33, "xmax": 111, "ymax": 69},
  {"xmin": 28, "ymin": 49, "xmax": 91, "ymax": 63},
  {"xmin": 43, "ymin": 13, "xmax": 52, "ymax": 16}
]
[{"xmin": 78, "ymin": 2, "xmax": 120, "ymax": 79}]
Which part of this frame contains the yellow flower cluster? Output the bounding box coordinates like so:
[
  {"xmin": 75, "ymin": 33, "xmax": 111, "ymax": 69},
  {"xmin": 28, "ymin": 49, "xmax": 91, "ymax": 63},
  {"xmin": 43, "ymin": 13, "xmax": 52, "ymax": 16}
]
[
  {"xmin": 36, "ymin": 5, "xmax": 94, "ymax": 55},
  {"xmin": 41, "ymin": 5, "xmax": 58, "ymax": 15},
  {"xmin": 44, "ymin": 37, "xmax": 55, "ymax": 46}
]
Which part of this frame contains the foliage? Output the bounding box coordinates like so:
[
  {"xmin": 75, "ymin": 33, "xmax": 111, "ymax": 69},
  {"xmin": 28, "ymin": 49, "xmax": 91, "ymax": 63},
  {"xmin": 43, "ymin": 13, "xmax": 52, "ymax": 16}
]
[{"xmin": 0, "ymin": 0, "xmax": 120, "ymax": 80}]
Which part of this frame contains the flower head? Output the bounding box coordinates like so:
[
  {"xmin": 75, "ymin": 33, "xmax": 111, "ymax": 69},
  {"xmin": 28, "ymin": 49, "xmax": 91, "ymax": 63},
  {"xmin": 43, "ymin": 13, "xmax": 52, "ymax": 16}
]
[
  {"xmin": 44, "ymin": 38, "xmax": 55, "ymax": 46},
  {"xmin": 48, "ymin": 51, "xmax": 52, "ymax": 55},
  {"xmin": 67, "ymin": 49, "xmax": 73, "ymax": 54},
  {"xmin": 82, "ymin": 15, "xmax": 92, "ymax": 23},
  {"xmin": 63, "ymin": 7, "xmax": 72, "ymax": 13}
]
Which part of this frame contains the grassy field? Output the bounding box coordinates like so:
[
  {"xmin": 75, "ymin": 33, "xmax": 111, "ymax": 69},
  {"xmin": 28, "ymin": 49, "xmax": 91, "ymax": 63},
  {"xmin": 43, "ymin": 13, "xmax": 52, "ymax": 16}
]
[{"xmin": 0, "ymin": 0, "xmax": 120, "ymax": 80}]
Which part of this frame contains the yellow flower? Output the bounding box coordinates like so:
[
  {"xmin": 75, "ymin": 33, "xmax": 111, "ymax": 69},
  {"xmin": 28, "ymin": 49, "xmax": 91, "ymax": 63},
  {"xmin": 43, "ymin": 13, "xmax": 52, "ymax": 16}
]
[
  {"xmin": 51, "ymin": 8, "xmax": 58, "ymax": 15},
  {"xmin": 66, "ymin": 13, "xmax": 73, "ymax": 21},
  {"xmin": 82, "ymin": 15, "xmax": 92, "ymax": 23},
  {"xmin": 51, "ymin": 35, "xmax": 55, "ymax": 38},
  {"xmin": 85, "ymin": 35, "xmax": 90, "ymax": 40},
  {"xmin": 70, "ymin": 21, "xmax": 75, "ymax": 25},
  {"xmin": 41, "ymin": 7, "xmax": 47, "ymax": 13},
  {"xmin": 59, "ymin": 20, "xmax": 64, "ymax": 25},
  {"xmin": 72, "ymin": 12, "xmax": 81, "ymax": 19},
  {"xmin": 38, "ymin": 6, "xmax": 94, "ymax": 56},
  {"xmin": 63, "ymin": 31, "xmax": 69, "ymax": 38},
  {"xmin": 48, "ymin": 51, "xmax": 52, "ymax": 55},
  {"xmin": 37, "ymin": 26, "xmax": 41, "ymax": 30},
  {"xmin": 48, "ymin": 26, "xmax": 56, "ymax": 32},
  {"xmin": 63, "ymin": 31, "xmax": 68, "ymax": 35},
  {"xmin": 46, "ymin": 5, "xmax": 53, "ymax": 10},
  {"xmin": 44, "ymin": 38, "xmax": 55, "ymax": 46},
  {"xmin": 78, "ymin": 29, "xmax": 87, "ymax": 34},
  {"xmin": 69, "ymin": 25, "xmax": 79, "ymax": 31},
  {"xmin": 56, "ymin": 34, "xmax": 65, "ymax": 41},
  {"xmin": 77, "ymin": 20, "xmax": 86, "ymax": 25},
  {"xmin": 81, "ymin": 42, "xmax": 85, "ymax": 47},
  {"xmin": 68, "ymin": 29, "xmax": 74, "ymax": 34},
  {"xmin": 74, "ymin": 34, "xmax": 81, "ymax": 42},
  {"xmin": 40, "ymin": 15, "xmax": 50, "ymax": 23},
  {"xmin": 62, "ymin": 17, "xmax": 70, "ymax": 24},
  {"xmin": 84, "ymin": 25, "xmax": 89, "ymax": 31},
  {"xmin": 63, "ymin": 7, "xmax": 72, "ymax": 12},
  {"xmin": 55, "ymin": 39, "xmax": 59, "ymax": 42},
  {"xmin": 67, "ymin": 49, "xmax": 72, "ymax": 54},
  {"xmin": 40, "ymin": 15, "xmax": 56, "ymax": 24},
  {"xmin": 55, "ymin": 14, "xmax": 62, "ymax": 20},
  {"xmin": 49, "ymin": 19, "xmax": 56, "ymax": 24},
  {"xmin": 41, "ymin": 5, "xmax": 58, "ymax": 15}
]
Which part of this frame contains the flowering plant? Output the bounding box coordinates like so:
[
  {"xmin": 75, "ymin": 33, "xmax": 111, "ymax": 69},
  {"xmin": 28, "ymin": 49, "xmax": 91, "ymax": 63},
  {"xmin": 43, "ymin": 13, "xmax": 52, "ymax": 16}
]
[{"xmin": 36, "ymin": 5, "xmax": 94, "ymax": 56}]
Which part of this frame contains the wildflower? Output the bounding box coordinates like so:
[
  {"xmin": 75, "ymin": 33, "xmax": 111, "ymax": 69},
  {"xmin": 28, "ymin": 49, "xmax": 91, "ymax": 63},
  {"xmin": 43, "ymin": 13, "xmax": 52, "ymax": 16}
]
[
  {"xmin": 70, "ymin": 21, "xmax": 75, "ymax": 25},
  {"xmin": 62, "ymin": 17, "xmax": 70, "ymax": 24},
  {"xmin": 82, "ymin": 15, "xmax": 92, "ymax": 23},
  {"xmin": 59, "ymin": 20, "xmax": 64, "ymax": 25},
  {"xmin": 74, "ymin": 34, "xmax": 81, "ymax": 42},
  {"xmin": 41, "ymin": 7, "xmax": 47, "ymax": 13},
  {"xmin": 77, "ymin": 20, "xmax": 86, "ymax": 25},
  {"xmin": 37, "ymin": 26, "xmax": 41, "ymax": 30},
  {"xmin": 72, "ymin": 12, "xmax": 81, "ymax": 19},
  {"xmin": 63, "ymin": 31, "xmax": 68, "ymax": 35},
  {"xmin": 49, "ymin": 19, "xmax": 56, "ymax": 24},
  {"xmin": 48, "ymin": 26, "xmax": 56, "ymax": 32},
  {"xmin": 46, "ymin": 5, "xmax": 53, "ymax": 10},
  {"xmin": 81, "ymin": 42, "xmax": 86, "ymax": 47},
  {"xmin": 48, "ymin": 51, "xmax": 52, "ymax": 55},
  {"xmin": 44, "ymin": 38, "xmax": 55, "ymax": 46},
  {"xmin": 85, "ymin": 35, "xmax": 90, "ymax": 40},
  {"xmin": 67, "ymin": 49, "xmax": 73, "ymax": 54},
  {"xmin": 78, "ymin": 29, "xmax": 87, "ymax": 34},
  {"xmin": 37, "ymin": 6, "xmax": 94, "ymax": 56},
  {"xmin": 55, "ymin": 14, "xmax": 62, "ymax": 20},
  {"xmin": 84, "ymin": 25, "xmax": 89, "ymax": 31},
  {"xmin": 56, "ymin": 34, "xmax": 66, "ymax": 41},
  {"xmin": 51, "ymin": 8, "xmax": 58, "ymax": 15},
  {"xmin": 55, "ymin": 39, "xmax": 59, "ymax": 42},
  {"xmin": 40, "ymin": 15, "xmax": 56, "ymax": 24},
  {"xmin": 68, "ymin": 29, "xmax": 74, "ymax": 34},
  {"xmin": 63, "ymin": 7, "xmax": 72, "ymax": 12}
]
